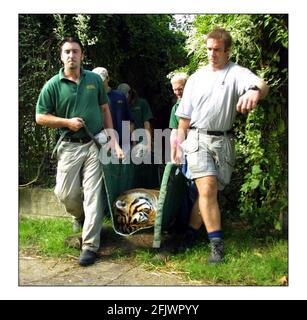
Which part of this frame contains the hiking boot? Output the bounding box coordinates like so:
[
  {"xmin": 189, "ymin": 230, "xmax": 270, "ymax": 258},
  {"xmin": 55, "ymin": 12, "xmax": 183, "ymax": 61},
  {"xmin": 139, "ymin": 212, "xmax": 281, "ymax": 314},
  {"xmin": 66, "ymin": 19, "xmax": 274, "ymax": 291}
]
[
  {"xmin": 208, "ymin": 238, "xmax": 224, "ymax": 264},
  {"xmin": 72, "ymin": 218, "xmax": 84, "ymax": 233},
  {"xmin": 78, "ymin": 249, "xmax": 97, "ymax": 266}
]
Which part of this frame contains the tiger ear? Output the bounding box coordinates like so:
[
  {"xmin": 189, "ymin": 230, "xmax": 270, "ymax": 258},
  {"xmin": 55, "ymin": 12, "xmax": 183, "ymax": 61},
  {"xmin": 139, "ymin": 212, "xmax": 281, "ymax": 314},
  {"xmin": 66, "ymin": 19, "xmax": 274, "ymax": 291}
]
[{"xmin": 115, "ymin": 200, "xmax": 127, "ymax": 209}]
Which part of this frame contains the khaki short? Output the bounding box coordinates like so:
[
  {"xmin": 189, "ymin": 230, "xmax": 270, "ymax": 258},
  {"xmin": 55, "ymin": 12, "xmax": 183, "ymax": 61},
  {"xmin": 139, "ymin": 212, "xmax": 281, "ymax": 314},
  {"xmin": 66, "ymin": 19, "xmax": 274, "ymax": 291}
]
[{"xmin": 181, "ymin": 129, "xmax": 236, "ymax": 190}]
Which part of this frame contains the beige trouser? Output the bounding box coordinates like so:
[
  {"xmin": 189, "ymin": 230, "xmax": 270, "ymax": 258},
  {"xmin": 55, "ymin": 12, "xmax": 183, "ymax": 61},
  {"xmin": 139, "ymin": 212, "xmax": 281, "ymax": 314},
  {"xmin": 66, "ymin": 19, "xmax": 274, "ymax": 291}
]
[{"xmin": 54, "ymin": 141, "xmax": 104, "ymax": 252}]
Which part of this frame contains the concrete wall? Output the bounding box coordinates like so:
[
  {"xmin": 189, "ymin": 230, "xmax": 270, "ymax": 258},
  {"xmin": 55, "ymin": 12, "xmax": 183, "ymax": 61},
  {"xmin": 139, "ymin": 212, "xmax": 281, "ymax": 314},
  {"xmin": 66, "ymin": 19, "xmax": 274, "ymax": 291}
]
[{"xmin": 19, "ymin": 188, "xmax": 69, "ymax": 218}]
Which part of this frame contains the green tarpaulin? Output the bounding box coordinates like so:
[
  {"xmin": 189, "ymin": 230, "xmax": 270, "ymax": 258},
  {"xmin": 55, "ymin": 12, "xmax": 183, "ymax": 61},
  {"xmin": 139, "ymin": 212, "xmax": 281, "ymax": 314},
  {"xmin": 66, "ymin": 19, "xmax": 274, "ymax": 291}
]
[{"xmin": 101, "ymin": 157, "xmax": 187, "ymax": 248}]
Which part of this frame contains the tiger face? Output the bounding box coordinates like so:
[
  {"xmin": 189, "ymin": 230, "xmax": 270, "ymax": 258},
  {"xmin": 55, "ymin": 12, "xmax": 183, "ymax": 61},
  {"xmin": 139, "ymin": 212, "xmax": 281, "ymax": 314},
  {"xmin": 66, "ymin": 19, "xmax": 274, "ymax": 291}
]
[{"xmin": 113, "ymin": 188, "xmax": 160, "ymax": 235}]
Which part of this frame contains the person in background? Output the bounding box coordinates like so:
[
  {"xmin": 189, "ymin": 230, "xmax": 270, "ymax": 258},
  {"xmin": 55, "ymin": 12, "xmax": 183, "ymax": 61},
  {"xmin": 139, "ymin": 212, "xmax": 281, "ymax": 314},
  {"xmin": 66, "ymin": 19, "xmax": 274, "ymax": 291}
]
[
  {"xmin": 92, "ymin": 67, "xmax": 134, "ymax": 156},
  {"xmin": 169, "ymin": 72, "xmax": 189, "ymax": 162},
  {"xmin": 169, "ymin": 72, "xmax": 203, "ymax": 251},
  {"xmin": 118, "ymin": 83, "xmax": 156, "ymax": 187},
  {"xmin": 117, "ymin": 83, "xmax": 153, "ymax": 153},
  {"xmin": 36, "ymin": 37, "xmax": 123, "ymax": 267},
  {"xmin": 175, "ymin": 27, "xmax": 269, "ymax": 264}
]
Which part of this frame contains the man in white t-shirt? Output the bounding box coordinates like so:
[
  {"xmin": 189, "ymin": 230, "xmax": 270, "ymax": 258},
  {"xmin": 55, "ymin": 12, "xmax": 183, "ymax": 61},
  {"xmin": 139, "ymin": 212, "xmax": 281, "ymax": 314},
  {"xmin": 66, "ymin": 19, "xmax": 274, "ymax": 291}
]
[{"xmin": 175, "ymin": 27, "xmax": 269, "ymax": 264}]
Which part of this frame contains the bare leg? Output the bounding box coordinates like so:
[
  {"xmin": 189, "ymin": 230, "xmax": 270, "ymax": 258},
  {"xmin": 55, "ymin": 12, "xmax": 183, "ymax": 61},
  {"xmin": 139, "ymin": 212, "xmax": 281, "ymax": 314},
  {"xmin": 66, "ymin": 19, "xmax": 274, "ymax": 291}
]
[
  {"xmin": 195, "ymin": 175, "xmax": 224, "ymax": 264},
  {"xmin": 195, "ymin": 175, "xmax": 220, "ymax": 232},
  {"xmin": 188, "ymin": 198, "xmax": 203, "ymax": 230}
]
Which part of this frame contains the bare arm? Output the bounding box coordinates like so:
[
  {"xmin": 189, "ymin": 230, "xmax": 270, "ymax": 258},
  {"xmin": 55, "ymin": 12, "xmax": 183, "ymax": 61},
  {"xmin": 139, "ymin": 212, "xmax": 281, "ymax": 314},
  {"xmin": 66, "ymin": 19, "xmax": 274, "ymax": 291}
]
[
  {"xmin": 256, "ymin": 78, "xmax": 269, "ymax": 99},
  {"xmin": 177, "ymin": 118, "xmax": 190, "ymax": 142},
  {"xmin": 170, "ymin": 128, "xmax": 177, "ymax": 163},
  {"xmin": 144, "ymin": 120, "xmax": 152, "ymax": 151},
  {"xmin": 101, "ymin": 103, "xmax": 114, "ymax": 130},
  {"xmin": 174, "ymin": 118, "xmax": 190, "ymax": 165},
  {"xmin": 236, "ymin": 78, "xmax": 269, "ymax": 114},
  {"xmin": 35, "ymin": 113, "xmax": 84, "ymax": 131}
]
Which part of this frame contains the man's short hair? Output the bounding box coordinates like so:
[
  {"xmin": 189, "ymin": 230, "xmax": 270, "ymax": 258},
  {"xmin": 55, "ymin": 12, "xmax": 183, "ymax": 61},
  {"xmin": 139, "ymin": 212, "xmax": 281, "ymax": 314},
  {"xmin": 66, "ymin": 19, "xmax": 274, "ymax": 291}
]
[
  {"xmin": 206, "ymin": 28, "xmax": 232, "ymax": 51},
  {"xmin": 59, "ymin": 37, "xmax": 84, "ymax": 53}
]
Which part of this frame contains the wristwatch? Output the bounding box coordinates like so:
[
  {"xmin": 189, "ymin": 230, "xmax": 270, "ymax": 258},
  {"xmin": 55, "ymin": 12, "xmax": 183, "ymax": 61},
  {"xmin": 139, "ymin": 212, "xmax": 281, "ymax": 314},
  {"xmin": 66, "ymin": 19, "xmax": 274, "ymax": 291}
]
[{"xmin": 248, "ymin": 85, "xmax": 260, "ymax": 91}]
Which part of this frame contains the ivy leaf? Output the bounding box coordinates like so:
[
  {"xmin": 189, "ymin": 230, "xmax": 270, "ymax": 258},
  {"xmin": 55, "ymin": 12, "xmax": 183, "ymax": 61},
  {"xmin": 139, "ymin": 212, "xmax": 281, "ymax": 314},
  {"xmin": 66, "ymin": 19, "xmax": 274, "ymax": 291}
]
[
  {"xmin": 244, "ymin": 173, "xmax": 251, "ymax": 179},
  {"xmin": 252, "ymin": 165, "xmax": 262, "ymax": 175},
  {"xmin": 240, "ymin": 183, "xmax": 249, "ymax": 193},
  {"xmin": 250, "ymin": 179, "xmax": 260, "ymax": 189},
  {"xmin": 274, "ymin": 220, "xmax": 282, "ymax": 231}
]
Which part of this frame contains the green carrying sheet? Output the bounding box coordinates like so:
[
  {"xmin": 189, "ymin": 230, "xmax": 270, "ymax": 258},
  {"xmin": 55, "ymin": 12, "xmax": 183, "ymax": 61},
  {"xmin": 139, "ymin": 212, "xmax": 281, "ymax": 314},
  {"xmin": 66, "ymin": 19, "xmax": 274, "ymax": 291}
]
[
  {"xmin": 152, "ymin": 163, "xmax": 188, "ymax": 248},
  {"xmin": 99, "ymin": 145, "xmax": 187, "ymax": 246}
]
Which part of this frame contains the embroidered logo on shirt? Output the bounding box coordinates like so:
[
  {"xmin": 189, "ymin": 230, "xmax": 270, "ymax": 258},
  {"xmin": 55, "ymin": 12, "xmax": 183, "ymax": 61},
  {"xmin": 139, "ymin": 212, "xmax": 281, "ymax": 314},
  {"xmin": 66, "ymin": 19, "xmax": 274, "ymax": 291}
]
[{"xmin": 86, "ymin": 84, "xmax": 96, "ymax": 90}]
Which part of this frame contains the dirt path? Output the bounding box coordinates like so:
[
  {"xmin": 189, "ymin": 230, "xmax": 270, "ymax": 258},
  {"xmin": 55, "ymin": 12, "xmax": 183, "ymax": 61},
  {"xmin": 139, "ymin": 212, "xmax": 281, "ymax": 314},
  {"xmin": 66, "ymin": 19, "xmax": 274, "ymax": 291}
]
[
  {"xmin": 19, "ymin": 228, "xmax": 191, "ymax": 286},
  {"xmin": 19, "ymin": 255, "xmax": 189, "ymax": 286}
]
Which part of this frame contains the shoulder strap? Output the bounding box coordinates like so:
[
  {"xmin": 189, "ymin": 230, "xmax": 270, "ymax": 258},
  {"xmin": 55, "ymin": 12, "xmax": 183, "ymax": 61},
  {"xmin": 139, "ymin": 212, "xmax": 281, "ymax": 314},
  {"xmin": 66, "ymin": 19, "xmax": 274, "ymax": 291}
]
[
  {"xmin": 51, "ymin": 130, "xmax": 67, "ymax": 159},
  {"xmin": 82, "ymin": 122, "xmax": 101, "ymax": 150}
]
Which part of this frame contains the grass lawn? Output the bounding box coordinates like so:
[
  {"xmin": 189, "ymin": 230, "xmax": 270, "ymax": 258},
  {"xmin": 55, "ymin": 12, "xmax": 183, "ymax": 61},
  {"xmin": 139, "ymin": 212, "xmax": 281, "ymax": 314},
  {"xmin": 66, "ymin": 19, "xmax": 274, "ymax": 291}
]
[{"xmin": 19, "ymin": 216, "xmax": 288, "ymax": 286}]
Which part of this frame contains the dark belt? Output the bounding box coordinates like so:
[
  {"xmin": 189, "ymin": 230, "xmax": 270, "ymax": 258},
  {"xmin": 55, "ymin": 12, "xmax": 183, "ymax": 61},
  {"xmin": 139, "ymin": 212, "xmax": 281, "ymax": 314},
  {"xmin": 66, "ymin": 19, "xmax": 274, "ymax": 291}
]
[
  {"xmin": 190, "ymin": 128, "xmax": 232, "ymax": 136},
  {"xmin": 62, "ymin": 136, "xmax": 92, "ymax": 143}
]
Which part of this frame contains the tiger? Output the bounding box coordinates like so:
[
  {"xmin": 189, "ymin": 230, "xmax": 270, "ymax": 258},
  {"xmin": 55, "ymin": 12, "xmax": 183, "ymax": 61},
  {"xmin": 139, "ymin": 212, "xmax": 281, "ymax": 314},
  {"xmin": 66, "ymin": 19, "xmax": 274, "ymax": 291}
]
[{"xmin": 113, "ymin": 188, "xmax": 160, "ymax": 235}]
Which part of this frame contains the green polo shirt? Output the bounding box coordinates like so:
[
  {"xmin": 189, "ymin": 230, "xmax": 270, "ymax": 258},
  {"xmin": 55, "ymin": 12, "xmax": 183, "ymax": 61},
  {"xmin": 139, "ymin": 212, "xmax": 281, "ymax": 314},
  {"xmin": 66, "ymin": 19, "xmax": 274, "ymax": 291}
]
[
  {"xmin": 169, "ymin": 100, "xmax": 180, "ymax": 129},
  {"xmin": 130, "ymin": 97, "xmax": 153, "ymax": 129},
  {"xmin": 36, "ymin": 68, "xmax": 108, "ymax": 138}
]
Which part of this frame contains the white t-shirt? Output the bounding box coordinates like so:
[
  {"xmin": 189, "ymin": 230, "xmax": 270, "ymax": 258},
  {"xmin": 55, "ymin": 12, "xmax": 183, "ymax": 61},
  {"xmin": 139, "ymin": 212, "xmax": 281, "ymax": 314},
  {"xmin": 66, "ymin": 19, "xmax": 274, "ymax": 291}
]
[{"xmin": 175, "ymin": 61, "xmax": 262, "ymax": 131}]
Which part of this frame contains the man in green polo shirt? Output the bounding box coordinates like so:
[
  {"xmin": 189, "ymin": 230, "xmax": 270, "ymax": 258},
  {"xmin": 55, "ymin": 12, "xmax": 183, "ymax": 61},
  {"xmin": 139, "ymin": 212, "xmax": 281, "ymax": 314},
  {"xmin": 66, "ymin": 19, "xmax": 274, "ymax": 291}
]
[{"xmin": 36, "ymin": 37, "xmax": 123, "ymax": 266}]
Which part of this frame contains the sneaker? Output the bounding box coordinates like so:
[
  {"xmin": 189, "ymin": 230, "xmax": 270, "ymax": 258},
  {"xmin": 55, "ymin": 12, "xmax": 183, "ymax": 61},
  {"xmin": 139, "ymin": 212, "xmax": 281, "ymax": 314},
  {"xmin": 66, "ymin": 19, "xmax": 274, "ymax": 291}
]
[
  {"xmin": 78, "ymin": 249, "xmax": 97, "ymax": 266},
  {"xmin": 208, "ymin": 238, "xmax": 224, "ymax": 264},
  {"xmin": 72, "ymin": 218, "xmax": 84, "ymax": 233}
]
